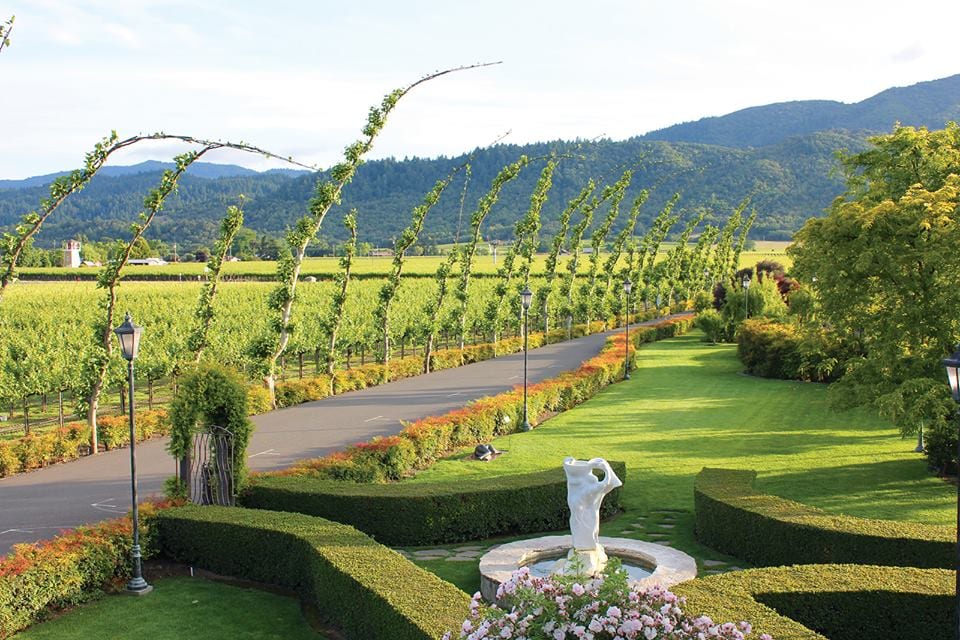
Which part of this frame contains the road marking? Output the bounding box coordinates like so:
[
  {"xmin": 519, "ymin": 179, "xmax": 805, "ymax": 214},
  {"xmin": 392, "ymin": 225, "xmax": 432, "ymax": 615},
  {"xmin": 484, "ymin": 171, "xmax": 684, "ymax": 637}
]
[
  {"xmin": 364, "ymin": 415, "xmax": 384, "ymax": 422},
  {"xmin": 90, "ymin": 498, "xmax": 125, "ymax": 513},
  {"xmin": 446, "ymin": 391, "xmax": 462, "ymax": 397},
  {"xmin": 1, "ymin": 528, "xmax": 35, "ymax": 535},
  {"xmin": 508, "ymin": 375, "xmax": 519, "ymax": 380},
  {"xmin": 248, "ymin": 449, "xmax": 277, "ymax": 458}
]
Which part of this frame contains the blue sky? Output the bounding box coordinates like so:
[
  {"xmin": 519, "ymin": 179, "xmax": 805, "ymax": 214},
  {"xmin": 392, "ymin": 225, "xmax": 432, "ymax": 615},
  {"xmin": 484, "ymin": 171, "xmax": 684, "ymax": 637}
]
[{"xmin": 3, "ymin": 0, "xmax": 959, "ymax": 178}]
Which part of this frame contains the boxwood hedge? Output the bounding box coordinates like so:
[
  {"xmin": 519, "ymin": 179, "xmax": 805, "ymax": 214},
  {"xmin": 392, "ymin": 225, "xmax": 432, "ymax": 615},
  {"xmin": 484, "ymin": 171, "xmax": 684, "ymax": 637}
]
[
  {"xmin": 694, "ymin": 467, "xmax": 954, "ymax": 568},
  {"xmin": 241, "ymin": 462, "xmax": 626, "ymax": 546},
  {"xmin": 675, "ymin": 564, "xmax": 952, "ymax": 640},
  {"xmin": 154, "ymin": 505, "xmax": 469, "ymax": 640}
]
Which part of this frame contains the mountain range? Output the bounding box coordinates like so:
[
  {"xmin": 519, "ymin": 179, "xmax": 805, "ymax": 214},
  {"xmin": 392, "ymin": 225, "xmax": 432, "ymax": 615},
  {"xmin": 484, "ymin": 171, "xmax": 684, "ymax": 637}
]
[{"xmin": 2, "ymin": 74, "xmax": 959, "ymax": 248}]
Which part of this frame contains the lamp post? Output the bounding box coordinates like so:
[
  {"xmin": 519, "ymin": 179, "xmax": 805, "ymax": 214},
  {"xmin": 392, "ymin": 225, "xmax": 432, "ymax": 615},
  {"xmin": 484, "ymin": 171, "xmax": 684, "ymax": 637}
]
[
  {"xmin": 742, "ymin": 274, "xmax": 751, "ymax": 319},
  {"xmin": 623, "ymin": 278, "xmax": 633, "ymax": 380},
  {"xmin": 113, "ymin": 312, "xmax": 152, "ymax": 596},
  {"xmin": 941, "ymin": 344, "xmax": 960, "ymax": 640},
  {"xmin": 520, "ymin": 285, "xmax": 533, "ymax": 432}
]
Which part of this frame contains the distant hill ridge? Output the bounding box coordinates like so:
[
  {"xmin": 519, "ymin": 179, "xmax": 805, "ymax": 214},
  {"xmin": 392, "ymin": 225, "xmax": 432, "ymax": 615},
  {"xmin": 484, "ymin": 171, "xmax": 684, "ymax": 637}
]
[
  {"xmin": 1, "ymin": 73, "xmax": 958, "ymax": 247},
  {"xmin": 643, "ymin": 74, "xmax": 960, "ymax": 148},
  {"xmin": 0, "ymin": 161, "xmax": 310, "ymax": 190}
]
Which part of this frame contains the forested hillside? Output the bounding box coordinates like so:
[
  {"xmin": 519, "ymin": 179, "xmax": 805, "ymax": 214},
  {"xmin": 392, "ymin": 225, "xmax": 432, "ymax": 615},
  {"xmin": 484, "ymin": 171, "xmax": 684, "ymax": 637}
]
[{"xmin": 2, "ymin": 74, "xmax": 958, "ymax": 248}]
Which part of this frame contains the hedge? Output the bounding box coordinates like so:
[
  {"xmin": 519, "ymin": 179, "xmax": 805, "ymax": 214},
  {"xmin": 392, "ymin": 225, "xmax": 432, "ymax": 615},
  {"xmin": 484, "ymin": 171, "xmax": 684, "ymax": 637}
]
[
  {"xmin": 267, "ymin": 315, "xmax": 694, "ymax": 482},
  {"xmin": 154, "ymin": 505, "xmax": 469, "ymax": 640},
  {"xmin": 694, "ymin": 467, "xmax": 954, "ymax": 568},
  {"xmin": 240, "ymin": 462, "xmax": 626, "ymax": 546},
  {"xmin": 675, "ymin": 564, "xmax": 953, "ymax": 640},
  {"xmin": 0, "ymin": 500, "xmax": 172, "ymax": 639},
  {"xmin": 736, "ymin": 319, "xmax": 843, "ymax": 383},
  {"xmin": 0, "ymin": 409, "xmax": 169, "ymax": 478}
]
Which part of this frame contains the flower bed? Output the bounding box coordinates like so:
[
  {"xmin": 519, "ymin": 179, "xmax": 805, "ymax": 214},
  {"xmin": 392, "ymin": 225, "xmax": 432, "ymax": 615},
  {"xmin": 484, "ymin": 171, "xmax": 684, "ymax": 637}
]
[
  {"xmin": 675, "ymin": 564, "xmax": 952, "ymax": 640},
  {"xmin": 694, "ymin": 467, "xmax": 954, "ymax": 568},
  {"xmin": 0, "ymin": 409, "xmax": 169, "ymax": 478},
  {"xmin": 240, "ymin": 463, "xmax": 626, "ymax": 546},
  {"xmin": 0, "ymin": 499, "xmax": 175, "ymax": 638},
  {"xmin": 265, "ymin": 316, "xmax": 693, "ymax": 483},
  {"xmin": 448, "ymin": 562, "xmax": 767, "ymax": 640}
]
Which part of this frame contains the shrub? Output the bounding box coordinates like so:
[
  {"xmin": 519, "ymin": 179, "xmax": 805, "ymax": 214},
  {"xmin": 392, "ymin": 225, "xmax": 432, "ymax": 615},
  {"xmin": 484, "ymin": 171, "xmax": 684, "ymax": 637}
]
[
  {"xmin": 737, "ymin": 320, "xmax": 844, "ymax": 382},
  {"xmin": 0, "ymin": 411, "xmax": 169, "ymax": 479},
  {"xmin": 694, "ymin": 468, "xmax": 954, "ymax": 568},
  {"xmin": 676, "ymin": 564, "xmax": 952, "ymax": 640},
  {"xmin": 695, "ymin": 309, "xmax": 727, "ymax": 343},
  {"xmin": 924, "ymin": 417, "xmax": 958, "ymax": 475},
  {"xmin": 448, "ymin": 563, "xmax": 765, "ymax": 640},
  {"xmin": 246, "ymin": 385, "xmax": 274, "ymax": 415},
  {"xmin": 737, "ymin": 319, "xmax": 802, "ymax": 378},
  {"xmin": 154, "ymin": 505, "xmax": 470, "ymax": 640},
  {"xmin": 241, "ymin": 463, "xmax": 626, "ymax": 546},
  {"xmin": 0, "ymin": 499, "xmax": 175, "ymax": 639}
]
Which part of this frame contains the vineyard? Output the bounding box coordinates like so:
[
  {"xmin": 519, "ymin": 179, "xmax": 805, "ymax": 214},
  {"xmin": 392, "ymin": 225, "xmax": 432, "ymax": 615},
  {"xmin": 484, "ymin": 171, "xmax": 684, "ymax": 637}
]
[{"xmin": 0, "ymin": 69, "xmax": 766, "ymax": 447}]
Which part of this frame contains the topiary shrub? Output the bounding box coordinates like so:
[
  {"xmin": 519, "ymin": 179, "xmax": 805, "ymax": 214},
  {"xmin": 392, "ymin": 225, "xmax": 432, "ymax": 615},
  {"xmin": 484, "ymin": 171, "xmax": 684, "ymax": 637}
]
[{"xmin": 168, "ymin": 363, "xmax": 254, "ymax": 491}]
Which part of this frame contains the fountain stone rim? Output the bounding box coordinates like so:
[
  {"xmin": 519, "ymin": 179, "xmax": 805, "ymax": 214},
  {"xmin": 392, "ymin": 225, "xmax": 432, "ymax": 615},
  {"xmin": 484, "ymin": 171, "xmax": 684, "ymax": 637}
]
[{"xmin": 479, "ymin": 535, "xmax": 698, "ymax": 603}]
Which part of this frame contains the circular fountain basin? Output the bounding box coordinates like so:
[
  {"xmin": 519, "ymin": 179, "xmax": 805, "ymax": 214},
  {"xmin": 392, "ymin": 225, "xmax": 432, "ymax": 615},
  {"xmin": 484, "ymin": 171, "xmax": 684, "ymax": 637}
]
[{"xmin": 478, "ymin": 535, "xmax": 697, "ymax": 603}]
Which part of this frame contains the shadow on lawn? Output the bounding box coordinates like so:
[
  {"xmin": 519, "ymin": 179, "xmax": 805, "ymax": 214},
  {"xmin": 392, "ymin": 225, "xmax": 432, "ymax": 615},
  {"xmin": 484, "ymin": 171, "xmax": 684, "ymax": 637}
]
[{"xmin": 757, "ymin": 458, "xmax": 956, "ymax": 525}]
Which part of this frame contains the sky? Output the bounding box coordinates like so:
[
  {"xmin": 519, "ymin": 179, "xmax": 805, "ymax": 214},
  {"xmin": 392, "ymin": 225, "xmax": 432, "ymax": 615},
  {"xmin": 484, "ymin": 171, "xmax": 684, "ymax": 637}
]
[{"xmin": 2, "ymin": 0, "xmax": 960, "ymax": 179}]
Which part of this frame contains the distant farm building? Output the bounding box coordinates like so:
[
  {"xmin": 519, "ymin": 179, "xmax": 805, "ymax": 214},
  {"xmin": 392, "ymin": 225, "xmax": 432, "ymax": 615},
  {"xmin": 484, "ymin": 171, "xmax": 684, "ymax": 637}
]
[
  {"xmin": 62, "ymin": 240, "xmax": 81, "ymax": 268},
  {"xmin": 128, "ymin": 258, "xmax": 169, "ymax": 266},
  {"xmin": 370, "ymin": 249, "xmax": 394, "ymax": 257}
]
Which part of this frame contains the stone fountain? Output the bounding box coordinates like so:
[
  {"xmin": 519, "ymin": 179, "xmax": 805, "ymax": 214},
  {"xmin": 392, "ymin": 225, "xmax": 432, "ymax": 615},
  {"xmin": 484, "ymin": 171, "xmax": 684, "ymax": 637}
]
[{"xmin": 478, "ymin": 457, "xmax": 697, "ymax": 602}]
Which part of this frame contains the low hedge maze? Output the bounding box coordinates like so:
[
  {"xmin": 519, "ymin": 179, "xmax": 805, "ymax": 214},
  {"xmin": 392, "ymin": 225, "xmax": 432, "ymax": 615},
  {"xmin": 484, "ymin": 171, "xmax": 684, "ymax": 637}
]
[
  {"xmin": 693, "ymin": 467, "xmax": 954, "ymax": 569},
  {"xmin": 676, "ymin": 564, "xmax": 952, "ymax": 640},
  {"xmin": 154, "ymin": 505, "xmax": 470, "ymax": 640}
]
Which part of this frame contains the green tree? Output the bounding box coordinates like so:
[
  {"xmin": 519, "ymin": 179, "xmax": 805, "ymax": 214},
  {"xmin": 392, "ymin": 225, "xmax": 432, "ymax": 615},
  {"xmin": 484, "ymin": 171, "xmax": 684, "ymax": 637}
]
[{"xmin": 789, "ymin": 123, "xmax": 960, "ymax": 439}]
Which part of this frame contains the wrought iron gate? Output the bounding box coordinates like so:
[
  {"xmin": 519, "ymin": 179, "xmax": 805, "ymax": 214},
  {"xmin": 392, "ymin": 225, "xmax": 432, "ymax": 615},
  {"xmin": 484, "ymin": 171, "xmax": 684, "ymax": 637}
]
[{"xmin": 187, "ymin": 425, "xmax": 235, "ymax": 506}]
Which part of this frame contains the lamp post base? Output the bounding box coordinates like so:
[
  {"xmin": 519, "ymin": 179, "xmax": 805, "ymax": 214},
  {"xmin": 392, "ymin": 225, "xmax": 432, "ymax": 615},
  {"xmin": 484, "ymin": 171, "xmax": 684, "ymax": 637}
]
[
  {"xmin": 520, "ymin": 422, "xmax": 531, "ymax": 432},
  {"xmin": 126, "ymin": 580, "xmax": 153, "ymax": 596}
]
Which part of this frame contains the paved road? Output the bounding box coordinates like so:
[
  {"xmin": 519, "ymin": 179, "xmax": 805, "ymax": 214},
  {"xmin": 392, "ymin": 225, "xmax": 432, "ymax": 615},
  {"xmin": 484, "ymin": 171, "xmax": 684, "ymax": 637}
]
[{"xmin": 0, "ymin": 316, "xmax": 683, "ymax": 555}]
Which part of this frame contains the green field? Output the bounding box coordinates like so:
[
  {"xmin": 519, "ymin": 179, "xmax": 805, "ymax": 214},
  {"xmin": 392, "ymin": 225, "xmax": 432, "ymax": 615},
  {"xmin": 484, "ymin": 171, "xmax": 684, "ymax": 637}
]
[
  {"xmin": 17, "ymin": 249, "xmax": 791, "ymax": 280},
  {"xmin": 12, "ymin": 577, "xmax": 323, "ymax": 639},
  {"xmin": 403, "ymin": 331, "xmax": 953, "ymax": 591}
]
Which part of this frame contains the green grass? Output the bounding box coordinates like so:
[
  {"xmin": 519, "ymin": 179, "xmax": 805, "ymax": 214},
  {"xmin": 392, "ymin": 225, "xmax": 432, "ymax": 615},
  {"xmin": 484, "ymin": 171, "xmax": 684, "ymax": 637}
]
[
  {"xmin": 12, "ymin": 577, "xmax": 324, "ymax": 640},
  {"xmin": 403, "ymin": 331, "xmax": 953, "ymax": 590}
]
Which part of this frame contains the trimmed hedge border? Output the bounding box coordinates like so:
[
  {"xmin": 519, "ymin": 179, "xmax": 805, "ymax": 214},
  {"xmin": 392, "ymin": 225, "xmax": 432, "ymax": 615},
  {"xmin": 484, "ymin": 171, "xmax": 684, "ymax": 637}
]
[
  {"xmin": 675, "ymin": 564, "xmax": 952, "ymax": 640},
  {"xmin": 154, "ymin": 505, "xmax": 469, "ymax": 640},
  {"xmin": 241, "ymin": 462, "xmax": 626, "ymax": 546},
  {"xmin": 694, "ymin": 467, "xmax": 954, "ymax": 568}
]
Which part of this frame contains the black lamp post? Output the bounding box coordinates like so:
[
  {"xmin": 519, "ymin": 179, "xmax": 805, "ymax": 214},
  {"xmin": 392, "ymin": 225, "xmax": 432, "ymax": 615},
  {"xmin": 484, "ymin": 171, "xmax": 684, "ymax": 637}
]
[
  {"xmin": 742, "ymin": 274, "xmax": 751, "ymax": 319},
  {"xmin": 520, "ymin": 285, "xmax": 533, "ymax": 432},
  {"xmin": 113, "ymin": 312, "xmax": 152, "ymax": 596},
  {"xmin": 942, "ymin": 344, "xmax": 960, "ymax": 640},
  {"xmin": 623, "ymin": 278, "xmax": 633, "ymax": 380}
]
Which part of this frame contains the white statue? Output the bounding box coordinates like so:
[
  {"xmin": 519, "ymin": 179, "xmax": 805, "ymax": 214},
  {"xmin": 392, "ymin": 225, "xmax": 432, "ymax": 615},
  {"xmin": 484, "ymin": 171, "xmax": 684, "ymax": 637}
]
[{"xmin": 556, "ymin": 456, "xmax": 622, "ymax": 576}]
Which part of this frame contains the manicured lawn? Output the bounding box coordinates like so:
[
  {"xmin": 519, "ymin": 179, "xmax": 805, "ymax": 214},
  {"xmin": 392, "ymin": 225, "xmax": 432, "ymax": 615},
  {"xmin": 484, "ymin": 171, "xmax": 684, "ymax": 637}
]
[
  {"xmin": 12, "ymin": 577, "xmax": 324, "ymax": 640},
  {"xmin": 405, "ymin": 331, "xmax": 954, "ymax": 590}
]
